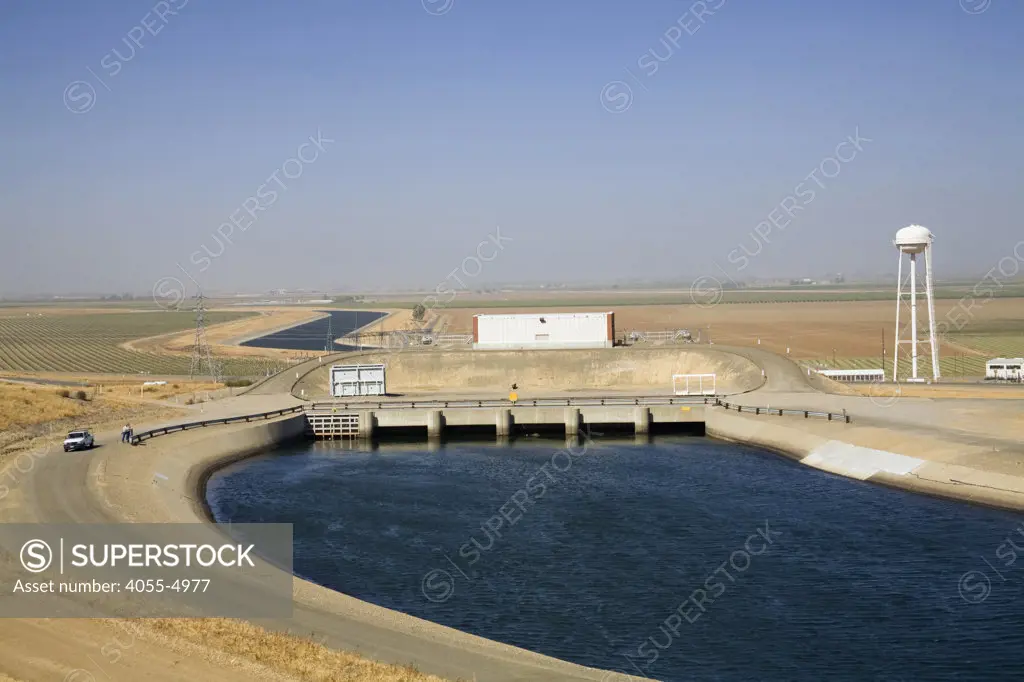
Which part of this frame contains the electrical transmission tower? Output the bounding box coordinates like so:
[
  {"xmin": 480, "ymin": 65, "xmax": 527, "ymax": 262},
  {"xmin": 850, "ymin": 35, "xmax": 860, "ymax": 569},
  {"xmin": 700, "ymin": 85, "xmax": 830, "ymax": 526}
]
[
  {"xmin": 189, "ymin": 291, "xmax": 221, "ymax": 381},
  {"xmin": 325, "ymin": 313, "xmax": 334, "ymax": 352}
]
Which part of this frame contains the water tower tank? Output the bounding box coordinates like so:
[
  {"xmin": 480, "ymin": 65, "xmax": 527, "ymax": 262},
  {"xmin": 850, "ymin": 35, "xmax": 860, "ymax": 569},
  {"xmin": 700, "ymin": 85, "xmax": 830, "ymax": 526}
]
[{"xmin": 893, "ymin": 224, "xmax": 933, "ymax": 254}]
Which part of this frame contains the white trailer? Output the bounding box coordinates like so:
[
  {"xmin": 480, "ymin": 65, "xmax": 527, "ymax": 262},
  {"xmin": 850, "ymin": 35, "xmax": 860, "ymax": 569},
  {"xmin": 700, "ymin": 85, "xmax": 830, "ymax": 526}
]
[
  {"xmin": 986, "ymin": 358, "xmax": 1024, "ymax": 381},
  {"xmin": 330, "ymin": 363, "xmax": 386, "ymax": 397},
  {"xmin": 815, "ymin": 369, "xmax": 885, "ymax": 383},
  {"xmin": 472, "ymin": 312, "xmax": 615, "ymax": 350}
]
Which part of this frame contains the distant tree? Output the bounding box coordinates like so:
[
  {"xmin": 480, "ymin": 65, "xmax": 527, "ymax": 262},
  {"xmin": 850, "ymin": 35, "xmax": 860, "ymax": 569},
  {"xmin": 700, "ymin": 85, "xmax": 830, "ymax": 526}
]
[{"xmin": 412, "ymin": 304, "xmax": 426, "ymax": 322}]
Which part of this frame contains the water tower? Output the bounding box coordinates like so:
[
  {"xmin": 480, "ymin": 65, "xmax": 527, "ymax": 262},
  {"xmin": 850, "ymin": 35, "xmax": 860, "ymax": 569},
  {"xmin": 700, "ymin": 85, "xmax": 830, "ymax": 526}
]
[{"xmin": 893, "ymin": 225, "xmax": 939, "ymax": 382}]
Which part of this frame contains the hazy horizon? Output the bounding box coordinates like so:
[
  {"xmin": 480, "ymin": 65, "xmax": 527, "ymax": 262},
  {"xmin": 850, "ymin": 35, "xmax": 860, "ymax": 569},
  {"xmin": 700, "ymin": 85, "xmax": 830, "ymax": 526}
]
[{"xmin": 2, "ymin": 0, "xmax": 1022, "ymax": 298}]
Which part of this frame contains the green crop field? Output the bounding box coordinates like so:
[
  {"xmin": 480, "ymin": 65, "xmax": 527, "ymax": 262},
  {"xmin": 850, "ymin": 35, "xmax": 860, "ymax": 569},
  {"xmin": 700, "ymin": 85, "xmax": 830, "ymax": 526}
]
[
  {"xmin": 807, "ymin": 355, "xmax": 990, "ymax": 378},
  {"xmin": 0, "ymin": 311, "xmax": 272, "ymax": 376},
  {"xmin": 946, "ymin": 334, "xmax": 1024, "ymax": 363},
  {"xmin": 809, "ymin": 332, "xmax": 1024, "ymax": 378}
]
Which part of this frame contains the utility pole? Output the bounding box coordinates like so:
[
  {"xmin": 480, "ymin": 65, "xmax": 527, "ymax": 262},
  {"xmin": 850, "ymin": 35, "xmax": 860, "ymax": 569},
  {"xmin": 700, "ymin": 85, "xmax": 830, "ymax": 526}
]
[
  {"xmin": 189, "ymin": 290, "xmax": 221, "ymax": 382},
  {"xmin": 881, "ymin": 327, "xmax": 886, "ymax": 377}
]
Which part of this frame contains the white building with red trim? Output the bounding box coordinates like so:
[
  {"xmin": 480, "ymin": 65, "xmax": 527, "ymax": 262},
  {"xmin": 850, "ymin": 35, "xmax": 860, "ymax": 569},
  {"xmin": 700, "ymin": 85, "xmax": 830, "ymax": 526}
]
[{"xmin": 472, "ymin": 312, "xmax": 615, "ymax": 350}]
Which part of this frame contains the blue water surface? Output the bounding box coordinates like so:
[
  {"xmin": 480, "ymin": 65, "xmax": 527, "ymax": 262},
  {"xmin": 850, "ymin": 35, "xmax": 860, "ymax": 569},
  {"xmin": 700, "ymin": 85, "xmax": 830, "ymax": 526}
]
[{"xmin": 208, "ymin": 437, "xmax": 1024, "ymax": 681}]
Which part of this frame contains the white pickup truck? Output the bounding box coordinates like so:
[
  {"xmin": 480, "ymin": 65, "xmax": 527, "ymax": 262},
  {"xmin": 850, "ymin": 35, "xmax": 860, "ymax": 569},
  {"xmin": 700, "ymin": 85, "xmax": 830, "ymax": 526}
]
[{"xmin": 63, "ymin": 430, "xmax": 95, "ymax": 452}]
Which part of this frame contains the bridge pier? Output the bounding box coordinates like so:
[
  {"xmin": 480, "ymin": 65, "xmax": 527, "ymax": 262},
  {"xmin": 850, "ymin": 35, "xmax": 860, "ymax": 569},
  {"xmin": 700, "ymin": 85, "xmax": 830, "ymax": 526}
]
[
  {"xmin": 358, "ymin": 411, "xmax": 375, "ymax": 439},
  {"xmin": 427, "ymin": 410, "xmax": 443, "ymax": 439},
  {"xmin": 634, "ymin": 406, "xmax": 650, "ymax": 435},
  {"xmin": 565, "ymin": 408, "xmax": 580, "ymax": 437},
  {"xmin": 496, "ymin": 408, "xmax": 512, "ymax": 437}
]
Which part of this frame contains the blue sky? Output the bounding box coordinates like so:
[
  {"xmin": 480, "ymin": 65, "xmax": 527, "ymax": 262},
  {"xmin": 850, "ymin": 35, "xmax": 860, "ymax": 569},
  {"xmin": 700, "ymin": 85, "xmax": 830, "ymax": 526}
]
[{"xmin": 1, "ymin": 0, "xmax": 1021, "ymax": 295}]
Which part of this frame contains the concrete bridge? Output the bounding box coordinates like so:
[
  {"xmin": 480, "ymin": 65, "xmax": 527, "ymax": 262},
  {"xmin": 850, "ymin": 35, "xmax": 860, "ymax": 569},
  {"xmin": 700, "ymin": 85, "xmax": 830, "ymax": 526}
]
[{"xmin": 305, "ymin": 395, "xmax": 711, "ymax": 439}]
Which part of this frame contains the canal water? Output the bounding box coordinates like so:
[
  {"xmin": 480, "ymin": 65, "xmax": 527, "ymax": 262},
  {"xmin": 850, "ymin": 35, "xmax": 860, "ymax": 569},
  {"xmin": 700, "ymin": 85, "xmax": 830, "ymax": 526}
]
[
  {"xmin": 240, "ymin": 310, "xmax": 386, "ymax": 351},
  {"xmin": 207, "ymin": 437, "xmax": 1024, "ymax": 681}
]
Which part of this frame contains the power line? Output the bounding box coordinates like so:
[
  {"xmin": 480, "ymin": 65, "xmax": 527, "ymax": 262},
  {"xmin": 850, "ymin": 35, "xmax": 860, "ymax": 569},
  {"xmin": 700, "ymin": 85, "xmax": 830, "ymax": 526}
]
[{"xmin": 189, "ymin": 290, "xmax": 221, "ymax": 382}]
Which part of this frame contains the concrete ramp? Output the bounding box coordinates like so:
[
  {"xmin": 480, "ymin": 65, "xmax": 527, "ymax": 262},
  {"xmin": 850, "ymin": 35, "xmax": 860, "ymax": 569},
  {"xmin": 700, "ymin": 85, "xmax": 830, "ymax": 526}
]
[
  {"xmin": 801, "ymin": 440, "xmax": 925, "ymax": 481},
  {"xmin": 715, "ymin": 345, "xmax": 851, "ymax": 395}
]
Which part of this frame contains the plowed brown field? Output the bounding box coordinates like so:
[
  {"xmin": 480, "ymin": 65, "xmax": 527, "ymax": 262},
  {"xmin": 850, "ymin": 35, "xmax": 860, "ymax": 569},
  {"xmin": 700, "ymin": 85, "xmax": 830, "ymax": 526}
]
[{"xmin": 438, "ymin": 298, "xmax": 1024, "ymax": 360}]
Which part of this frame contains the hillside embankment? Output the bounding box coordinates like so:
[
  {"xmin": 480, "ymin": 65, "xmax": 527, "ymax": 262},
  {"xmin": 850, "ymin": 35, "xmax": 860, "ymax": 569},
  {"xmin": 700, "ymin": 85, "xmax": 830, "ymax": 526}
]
[{"xmin": 295, "ymin": 346, "xmax": 766, "ymax": 398}]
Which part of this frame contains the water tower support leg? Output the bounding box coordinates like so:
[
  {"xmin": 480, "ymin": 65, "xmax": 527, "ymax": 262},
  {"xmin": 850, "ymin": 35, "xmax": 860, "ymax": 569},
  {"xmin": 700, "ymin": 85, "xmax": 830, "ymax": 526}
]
[
  {"xmin": 911, "ymin": 253, "xmax": 919, "ymax": 380},
  {"xmin": 894, "ymin": 253, "xmax": 903, "ymax": 382},
  {"xmin": 926, "ymin": 245, "xmax": 940, "ymax": 380}
]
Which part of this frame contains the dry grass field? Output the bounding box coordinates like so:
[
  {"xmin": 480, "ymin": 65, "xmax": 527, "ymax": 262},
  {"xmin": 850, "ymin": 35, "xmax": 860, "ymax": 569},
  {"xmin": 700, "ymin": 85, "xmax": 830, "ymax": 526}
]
[
  {"xmin": 146, "ymin": 618, "xmax": 451, "ymax": 682},
  {"xmin": 0, "ymin": 383, "xmax": 88, "ymax": 431},
  {"xmin": 0, "ymin": 381, "xmax": 183, "ymax": 458},
  {"xmin": 0, "ymin": 617, "xmax": 453, "ymax": 682}
]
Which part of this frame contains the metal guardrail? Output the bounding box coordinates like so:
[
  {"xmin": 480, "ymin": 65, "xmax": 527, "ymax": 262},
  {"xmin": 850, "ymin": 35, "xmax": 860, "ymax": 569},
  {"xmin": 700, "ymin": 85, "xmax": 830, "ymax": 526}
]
[
  {"xmin": 309, "ymin": 396, "xmax": 718, "ymax": 411},
  {"xmin": 130, "ymin": 406, "xmax": 306, "ymax": 445},
  {"xmin": 717, "ymin": 401, "xmax": 851, "ymax": 423}
]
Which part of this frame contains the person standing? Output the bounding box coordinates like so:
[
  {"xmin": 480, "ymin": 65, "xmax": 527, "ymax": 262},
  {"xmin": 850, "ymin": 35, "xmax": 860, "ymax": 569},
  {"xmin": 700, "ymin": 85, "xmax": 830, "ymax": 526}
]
[
  {"xmin": 126, "ymin": 423, "xmax": 133, "ymax": 443},
  {"xmin": 121, "ymin": 424, "xmax": 128, "ymax": 443}
]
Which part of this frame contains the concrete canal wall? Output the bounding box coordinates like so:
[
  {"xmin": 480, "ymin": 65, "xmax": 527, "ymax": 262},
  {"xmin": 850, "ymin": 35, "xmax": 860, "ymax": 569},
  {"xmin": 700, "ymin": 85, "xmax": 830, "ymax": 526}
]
[{"xmin": 295, "ymin": 347, "xmax": 763, "ymax": 397}]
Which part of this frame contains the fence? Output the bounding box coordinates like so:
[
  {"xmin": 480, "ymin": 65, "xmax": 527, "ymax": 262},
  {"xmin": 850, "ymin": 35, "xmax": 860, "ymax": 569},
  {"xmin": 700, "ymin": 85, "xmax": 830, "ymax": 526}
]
[
  {"xmin": 717, "ymin": 401, "xmax": 850, "ymax": 423},
  {"xmin": 429, "ymin": 333, "xmax": 474, "ymax": 346},
  {"xmin": 130, "ymin": 406, "xmax": 306, "ymax": 445},
  {"xmin": 622, "ymin": 329, "xmax": 696, "ymax": 345},
  {"xmin": 309, "ymin": 395, "xmax": 717, "ymax": 411}
]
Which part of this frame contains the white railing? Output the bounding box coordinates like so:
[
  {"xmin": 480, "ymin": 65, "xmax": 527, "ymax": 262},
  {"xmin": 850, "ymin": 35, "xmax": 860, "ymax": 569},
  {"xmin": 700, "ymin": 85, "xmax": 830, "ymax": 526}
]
[
  {"xmin": 672, "ymin": 373, "xmax": 716, "ymax": 396},
  {"xmin": 628, "ymin": 329, "xmax": 694, "ymax": 344},
  {"xmin": 430, "ymin": 333, "xmax": 474, "ymax": 346}
]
